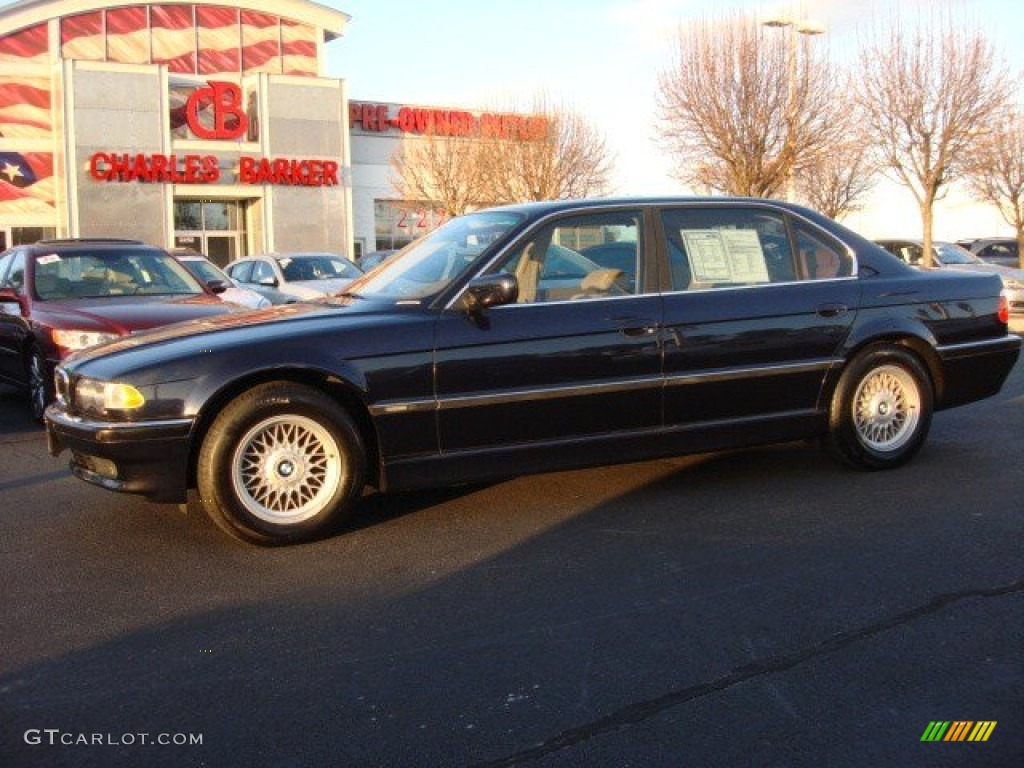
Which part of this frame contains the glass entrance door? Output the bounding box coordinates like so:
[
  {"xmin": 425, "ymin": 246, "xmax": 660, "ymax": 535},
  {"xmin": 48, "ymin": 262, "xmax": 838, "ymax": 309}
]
[{"xmin": 173, "ymin": 200, "xmax": 246, "ymax": 267}]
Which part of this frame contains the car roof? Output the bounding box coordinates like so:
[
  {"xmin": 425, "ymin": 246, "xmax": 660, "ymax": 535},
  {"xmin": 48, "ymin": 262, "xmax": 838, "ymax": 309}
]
[{"xmin": 22, "ymin": 238, "xmax": 159, "ymax": 254}]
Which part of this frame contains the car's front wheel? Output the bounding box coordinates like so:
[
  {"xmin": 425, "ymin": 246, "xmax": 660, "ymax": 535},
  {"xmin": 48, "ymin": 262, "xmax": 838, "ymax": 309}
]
[
  {"xmin": 197, "ymin": 382, "xmax": 366, "ymax": 545},
  {"xmin": 825, "ymin": 346, "xmax": 933, "ymax": 470},
  {"xmin": 26, "ymin": 345, "xmax": 53, "ymax": 423}
]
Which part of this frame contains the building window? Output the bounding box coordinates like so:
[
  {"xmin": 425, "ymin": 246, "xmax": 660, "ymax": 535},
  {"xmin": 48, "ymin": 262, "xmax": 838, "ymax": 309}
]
[{"xmin": 373, "ymin": 199, "xmax": 449, "ymax": 251}]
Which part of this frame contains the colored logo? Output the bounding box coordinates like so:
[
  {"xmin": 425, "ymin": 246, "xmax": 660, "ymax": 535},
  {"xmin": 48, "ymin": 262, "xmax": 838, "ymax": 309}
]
[
  {"xmin": 920, "ymin": 721, "xmax": 997, "ymax": 742},
  {"xmin": 185, "ymin": 82, "xmax": 248, "ymax": 140}
]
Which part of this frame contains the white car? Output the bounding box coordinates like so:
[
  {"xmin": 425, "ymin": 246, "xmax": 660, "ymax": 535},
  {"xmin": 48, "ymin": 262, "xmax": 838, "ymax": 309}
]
[
  {"xmin": 225, "ymin": 252, "xmax": 363, "ymax": 302},
  {"xmin": 172, "ymin": 251, "xmax": 271, "ymax": 309}
]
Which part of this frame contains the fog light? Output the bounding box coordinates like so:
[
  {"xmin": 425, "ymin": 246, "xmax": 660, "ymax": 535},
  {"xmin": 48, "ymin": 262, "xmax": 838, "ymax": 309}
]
[{"xmin": 74, "ymin": 452, "xmax": 118, "ymax": 479}]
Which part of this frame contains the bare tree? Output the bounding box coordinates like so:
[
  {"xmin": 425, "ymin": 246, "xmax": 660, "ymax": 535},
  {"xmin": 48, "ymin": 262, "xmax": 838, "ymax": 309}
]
[
  {"xmin": 964, "ymin": 111, "xmax": 1024, "ymax": 269},
  {"xmin": 389, "ymin": 132, "xmax": 487, "ymax": 217},
  {"xmin": 857, "ymin": 13, "xmax": 1013, "ymax": 267},
  {"xmin": 798, "ymin": 132, "xmax": 878, "ymax": 220},
  {"xmin": 480, "ymin": 97, "xmax": 614, "ymax": 202},
  {"xmin": 656, "ymin": 13, "xmax": 845, "ymax": 198}
]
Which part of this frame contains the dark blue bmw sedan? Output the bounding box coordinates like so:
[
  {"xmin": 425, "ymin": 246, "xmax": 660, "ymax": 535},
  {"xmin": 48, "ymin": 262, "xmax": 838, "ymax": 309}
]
[{"xmin": 46, "ymin": 198, "xmax": 1021, "ymax": 545}]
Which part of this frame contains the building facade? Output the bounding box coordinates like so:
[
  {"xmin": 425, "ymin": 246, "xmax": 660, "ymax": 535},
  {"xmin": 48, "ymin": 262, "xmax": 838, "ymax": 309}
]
[
  {"xmin": 0, "ymin": 0, "xmax": 351, "ymax": 265},
  {"xmin": 348, "ymin": 99, "xmax": 549, "ymax": 260},
  {"xmin": 1, "ymin": 0, "xmax": 547, "ymax": 266}
]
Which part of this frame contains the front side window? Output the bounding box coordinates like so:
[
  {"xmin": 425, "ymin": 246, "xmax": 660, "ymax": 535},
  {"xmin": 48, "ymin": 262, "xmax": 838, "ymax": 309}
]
[
  {"xmin": 250, "ymin": 260, "xmax": 276, "ymax": 284},
  {"xmin": 226, "ymin": 261, "xmax": 253, "ymax": 283},
  {"xmin": 487, "ymin": 211, "xmax": 642, "ymax": 304},
  {"xmin": 3, "ymin": 252, "xmax": 26, "ymax": 295}
]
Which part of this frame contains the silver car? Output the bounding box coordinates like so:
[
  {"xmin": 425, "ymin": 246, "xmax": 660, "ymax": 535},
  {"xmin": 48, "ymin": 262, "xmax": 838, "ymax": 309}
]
[
  {"xmin": 226, "ymin": 253, "xmax": 363, "ymax": 302},
  {"xmin": 172, "ymin": 251, "xmax": 271, "ymax": 309},
  {"xmin": 876, "ymin": 239, "xmax": 1024, "ymax": 315}
]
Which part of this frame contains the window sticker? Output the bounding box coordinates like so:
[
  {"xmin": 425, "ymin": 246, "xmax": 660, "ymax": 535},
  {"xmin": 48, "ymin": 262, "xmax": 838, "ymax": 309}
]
[
  {"xmin": 681, "ymin": 229, "xmax": 770, "ymax": 284},
  {"xmin": 37, "ymin": 254, "xmax": 61, "ymax": 265}
]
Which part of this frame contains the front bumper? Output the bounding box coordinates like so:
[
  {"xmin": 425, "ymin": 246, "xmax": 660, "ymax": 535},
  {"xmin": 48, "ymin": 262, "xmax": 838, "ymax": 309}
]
[{"xmin": 45, "ymin": 406, "xmax": 195, "ymax": 502}]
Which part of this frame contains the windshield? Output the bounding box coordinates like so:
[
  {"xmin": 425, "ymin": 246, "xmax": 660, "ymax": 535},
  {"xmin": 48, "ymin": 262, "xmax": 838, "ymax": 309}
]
[
  {"xmin": 33, "ymin": 249, "xmax": 204, "ymax": 300},
  {"xmin": 934, "ymin": 242, "xmax": 980, "ymax": 266},
  {"xmin": 184, "ymin": 259, "xmax": 226, "ymax": 283},
  {"xmin": 279, "ymin": 254, "xmax": 361, "ymax": 282},
  {"xmin": 349, "ymin": 211, "xmax": 525, "ymax": 301}
]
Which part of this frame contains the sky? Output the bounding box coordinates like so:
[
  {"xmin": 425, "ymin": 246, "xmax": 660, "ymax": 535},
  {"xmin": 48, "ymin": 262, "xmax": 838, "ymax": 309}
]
[
  {"xmin": 323, "ymin": 0, "xmax": 1024, "ymax": 240},
  {"xmin": 2, "ymin": 0, "xmax": 1020, "ymax": 239}
]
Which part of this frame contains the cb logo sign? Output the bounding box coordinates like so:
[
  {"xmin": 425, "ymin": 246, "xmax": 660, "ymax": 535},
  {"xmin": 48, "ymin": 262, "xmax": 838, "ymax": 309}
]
[{"xmin": 185, "ymin": 81, "xmax": 248, "ymax": 140}]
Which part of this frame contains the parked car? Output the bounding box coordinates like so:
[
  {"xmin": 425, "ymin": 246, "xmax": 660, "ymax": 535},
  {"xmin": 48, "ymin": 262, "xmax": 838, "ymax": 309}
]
[
  {"xmin": 356, "ymin": 249, "xmax": 398, "ymax": 271},
  {"xmin": 875, "ymin": 239, "xmax": 1024, "ymax": 315},
  {"xmin": 957, "ymin": 237, "xmax": 1021, "ymax": 268},
  {"xmin": 171, "ymin": 249, "xmax": 272, "ymax": 309},
  {"xmin": 46, "ymin": 199, "xmax": 1020, "ymax": 546},
  {"xmin": 225, "ymin": 252, "xmax": 363, "ymax": 302},
  {"xmin": 0, "ymin": 238, "xmax": 240, "ymax": 420}
]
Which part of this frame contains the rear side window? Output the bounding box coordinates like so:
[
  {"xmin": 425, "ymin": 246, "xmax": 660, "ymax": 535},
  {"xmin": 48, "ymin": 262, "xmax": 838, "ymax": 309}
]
[{"xmin": 661, "ymin": 208, "xmax": 852, "ymax": 291}]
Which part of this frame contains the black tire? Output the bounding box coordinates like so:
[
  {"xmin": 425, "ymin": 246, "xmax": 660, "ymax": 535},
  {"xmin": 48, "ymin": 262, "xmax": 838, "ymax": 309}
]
[
  {"xmin": 26, "ymin": 345, "xmax": 53, "ymax": 424},
  {"xmin": 196, "ymin": 382, "xmax": 366, "ymax": 546},
  {"xmin": 825, "ymin": 345, "xmax": 933, "ymax": 470}
]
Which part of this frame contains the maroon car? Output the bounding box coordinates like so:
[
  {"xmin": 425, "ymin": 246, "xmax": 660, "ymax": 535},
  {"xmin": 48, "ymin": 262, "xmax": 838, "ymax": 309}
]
[{"xmin": 0, "ymin": 238, "xmax": 240, "ymax": 420}]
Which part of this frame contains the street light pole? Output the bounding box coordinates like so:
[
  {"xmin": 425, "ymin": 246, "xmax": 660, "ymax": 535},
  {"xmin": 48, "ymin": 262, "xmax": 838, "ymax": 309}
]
[{"xmin": 762, "ymin": 9, "xmax": 826, "ymax": 202}]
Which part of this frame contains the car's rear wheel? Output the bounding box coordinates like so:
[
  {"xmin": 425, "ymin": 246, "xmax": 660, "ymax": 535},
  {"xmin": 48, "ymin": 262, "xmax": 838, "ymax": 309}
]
[
  {"xmin": 26, "ymin": 345, "xmax": 52, "ymax": 424},
  {"xmin": 197, "ymin": 382, "xmax": 365, "ymax": 545},
  {"xmin": 825, "ymin": 346, "xmax": 933, "ymax": 470}
]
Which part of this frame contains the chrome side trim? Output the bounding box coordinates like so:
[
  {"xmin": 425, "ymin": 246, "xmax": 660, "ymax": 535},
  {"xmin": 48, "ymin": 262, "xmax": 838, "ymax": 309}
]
[
  {"xmin": 370, "ymin": 399, "xmax": 436, "ymax": 416},
  {"xmin": 665, "ymin": 359, "xmax": 838, "ymax": 387},
  {"xmin": 370, "ymin": 374, "xmax": 665, "ymax": 416},
  {"xmin": 936, "ymin": 334, "xmax": 1022, "ymax": 355},
  {"xmin": 370, "ymin": 360, "xmax": 838, "ymax": 416}
]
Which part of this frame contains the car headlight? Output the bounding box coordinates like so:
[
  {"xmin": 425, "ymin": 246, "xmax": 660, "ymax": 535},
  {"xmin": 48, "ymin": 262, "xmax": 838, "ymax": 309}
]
[
  {"xmin": 75, "ymin": 377, "xmax": 146, "ymax": 413},
  {"xmin": 52, "ymin": 329, "xmax": 119, "ymax": 351}
]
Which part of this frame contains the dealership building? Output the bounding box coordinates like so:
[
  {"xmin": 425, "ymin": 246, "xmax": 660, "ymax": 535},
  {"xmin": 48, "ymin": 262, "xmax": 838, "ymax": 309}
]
[{"xmin": 0, "ymin": 0, "xmax": 541, "ymax": 264}]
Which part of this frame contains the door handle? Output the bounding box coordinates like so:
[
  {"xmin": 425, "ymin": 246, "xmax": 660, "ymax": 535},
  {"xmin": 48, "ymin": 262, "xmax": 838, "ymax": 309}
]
[
  {"xmin": 816, "ymin": 303, "xmax": 848, "ymax": 318},
  {"xmin": 610, "ymin": 316, "xmax": 659, "ymax": 336}
]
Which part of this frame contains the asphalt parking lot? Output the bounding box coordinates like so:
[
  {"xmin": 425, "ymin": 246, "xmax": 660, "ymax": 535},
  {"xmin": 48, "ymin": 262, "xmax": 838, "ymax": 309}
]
[{"xmin": 1, "ymin": 332, "xmax": 1022, "ymax": 767}]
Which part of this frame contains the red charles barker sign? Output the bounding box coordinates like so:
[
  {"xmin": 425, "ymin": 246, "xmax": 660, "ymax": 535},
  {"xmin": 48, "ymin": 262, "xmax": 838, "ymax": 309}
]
[
  {"xmin": 88, "ymin": 81, "xmax": 339, "ymax": 187},
  {"xmin": 350, "ymin": 102, "xmax": 548, "ymax": 141}
]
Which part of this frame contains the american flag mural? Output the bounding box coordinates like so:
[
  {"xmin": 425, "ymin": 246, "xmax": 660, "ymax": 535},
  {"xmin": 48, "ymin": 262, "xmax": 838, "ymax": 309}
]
[
  {"xmin": 0, "ymin": 23, "xmax": 48, "ymax": 66},
  {"xmin": 0, "ymin": 77, "xmax": 52, "ymax": 139},
  {"xmin": 53, "ymin": 4, "xmax": 320, "ymax": 77},
  {"xmin": 0, "ymin": 152, "xmax": 55, "ymax": 216}
]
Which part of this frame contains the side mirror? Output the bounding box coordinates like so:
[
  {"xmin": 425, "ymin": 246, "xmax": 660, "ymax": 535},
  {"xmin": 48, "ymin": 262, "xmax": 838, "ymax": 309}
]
[
  {"xmin": 206, "ymin": 279, "xmax": 229, "ymax": 294},
  {"xmin": 0, "ymin": 287, "xmax": 24, "ymax": 308},
  {"xmin": 258, "ymin": 276, "xmax": 278, "ymax": 287},
  {"xmin": 465, "ymin": 274, "xmax": 518, "ymax": 310}
]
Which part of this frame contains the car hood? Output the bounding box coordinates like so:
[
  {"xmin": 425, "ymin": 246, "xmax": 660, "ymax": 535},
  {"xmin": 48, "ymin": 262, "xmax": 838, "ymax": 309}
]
[
  {"xmin": 287, "ymin": 278, "xmax": 356, "ymax": 297},
  {"xmin": 35, "ymin": 294, "xmax": 238, "ymax": 334},
  {"xmin": 219, "ymin": 286, "xmax": 269, "ymax": 308},
  {"xmin": 64, "ymin": 296, "xmax": 393, "ymax": 364}
]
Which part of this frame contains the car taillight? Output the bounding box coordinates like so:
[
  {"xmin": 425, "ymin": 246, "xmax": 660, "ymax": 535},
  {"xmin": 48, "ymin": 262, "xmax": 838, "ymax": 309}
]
[{"xmin": 998, "ymin": 294, "xmax": 1009, "ymax": 324}]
